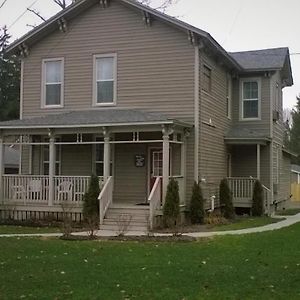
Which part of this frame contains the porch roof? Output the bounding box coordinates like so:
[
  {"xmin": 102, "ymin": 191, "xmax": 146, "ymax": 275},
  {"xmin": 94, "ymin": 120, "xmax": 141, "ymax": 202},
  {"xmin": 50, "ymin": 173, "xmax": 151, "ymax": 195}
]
[
  {"xmin": 225, "ymin": 127, "xmax": 271, "ymax": 145},
  {"xmin": 0, "ymin": 109, "xmax": 191, "ymax": 130}
]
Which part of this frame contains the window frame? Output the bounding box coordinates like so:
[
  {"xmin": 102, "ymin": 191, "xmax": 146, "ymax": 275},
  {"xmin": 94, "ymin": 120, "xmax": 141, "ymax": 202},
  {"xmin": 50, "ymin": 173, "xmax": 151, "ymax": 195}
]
[
  {"xmin": 239, "ymin": 77, "xmax": 261, "ymax": 121},
  {"xmin": 41, "ymin": 58, "xmax": 64, "ymax": 109},
  {"xmin": 93, "ymin": 53, "xmax": 117, "ymax": 107},
  {"xmin": 226, "ymin": 75, "xmax": 232, "ymax": 119},
  {"xmin": 202, "ymin": 64, "xmax": 212, "ymax": 93}
]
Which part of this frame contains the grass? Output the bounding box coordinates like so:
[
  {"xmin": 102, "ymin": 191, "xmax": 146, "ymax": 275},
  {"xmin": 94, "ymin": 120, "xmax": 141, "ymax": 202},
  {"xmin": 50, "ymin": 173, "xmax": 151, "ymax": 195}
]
[
  {"xmin": 213, "ymin": 216, "xmax": 283, "ymax": 231},
  {"xmin": 0, "ymin": 225, "xmax": 61, "ymax": 234},
  {"xmin": 276, "ymin": 208, "xmax": 300, "ymax": 216},
  {"xmin": 1, "ymin": 223, "xmax": 300, "ymax": 299}
]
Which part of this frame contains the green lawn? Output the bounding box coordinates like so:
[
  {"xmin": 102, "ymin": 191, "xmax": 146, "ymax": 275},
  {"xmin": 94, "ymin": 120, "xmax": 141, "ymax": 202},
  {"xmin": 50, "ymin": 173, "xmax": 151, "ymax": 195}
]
[
  {"xmin": 0, "ymin": 225, "xmax": 61, "ymax": 234},
  {"xmin": 1, "ymin": 224, "xmax": 300, "ymax": 299},
  {"xmin": 213, "ymin": 216, "xmax": 282, "ymax": 231}
]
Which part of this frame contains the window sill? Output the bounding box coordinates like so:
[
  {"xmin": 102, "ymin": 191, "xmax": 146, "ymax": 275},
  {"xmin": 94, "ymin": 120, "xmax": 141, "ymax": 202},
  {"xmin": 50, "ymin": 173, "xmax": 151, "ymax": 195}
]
[
  {"xmin": 93, "ymin": 102, "xmax": 117, "ymax": 107},
  {"xmin": 41, "ymin": 105, "xmax": 64, "ymax": 109},
  {"xmin": 239, "ymin": 117, "xmax": 261, "ymax": 121}
]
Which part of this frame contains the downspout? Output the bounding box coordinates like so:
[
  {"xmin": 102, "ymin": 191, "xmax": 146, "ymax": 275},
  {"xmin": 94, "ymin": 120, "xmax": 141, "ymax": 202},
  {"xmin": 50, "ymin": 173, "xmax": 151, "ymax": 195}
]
[{"xmin": 194, "ymin": 45, "xmax": 200, "ymax": 182}]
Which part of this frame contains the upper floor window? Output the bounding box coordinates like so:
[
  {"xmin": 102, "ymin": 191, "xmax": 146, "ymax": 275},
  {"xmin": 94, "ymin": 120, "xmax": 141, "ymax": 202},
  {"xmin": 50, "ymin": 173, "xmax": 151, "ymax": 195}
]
[
  {"xmin": 93, "ymin": 54, "xmax": 117, "ymax": 106},
  {"xmin": 42, "ymin": 58, "xmax": 64, "ymax": 108},
  {"xmin": 226, "ymin": 75, "xmax": 232, "ymax": 119},
  {"xmin": 202, "ymin": 65, "xmax": 212, "ymax": 93},
  {"xmin": 240, "ymin": 78, "xmax": 261, "ymax": 120}
]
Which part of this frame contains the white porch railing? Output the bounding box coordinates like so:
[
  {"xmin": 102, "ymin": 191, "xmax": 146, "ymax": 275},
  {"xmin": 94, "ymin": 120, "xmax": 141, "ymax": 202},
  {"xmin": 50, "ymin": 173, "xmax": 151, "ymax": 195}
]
[
  {"xmin": 99, "ymin": 176, "xmax": 113, "ymax": 225},
  {"xmin": 54, "ymin": 176, "xmax": 90, "ymax": 205},
  {"xmin": 262, "ymin": 185, "xmax": 271, "ymax": 213},
  {"xmin": 3, "ymin": 175, "xmax": 50, "ymax": 205},
  {"xmin": 148, "ymin": 177, "xmax": 162, "ymax": 230},
  {"xmin": 2, "ymin": 175, "xmax": 104, "ymax": 206},
  {"xmin": 227, "ymin": 177, "xmax": 257, "ymax": 207}
]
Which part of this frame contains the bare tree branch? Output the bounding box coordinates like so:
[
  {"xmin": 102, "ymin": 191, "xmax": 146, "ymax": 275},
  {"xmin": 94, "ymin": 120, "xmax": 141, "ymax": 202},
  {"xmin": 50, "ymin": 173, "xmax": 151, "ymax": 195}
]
[
  {"xmin": 27, "ymin": 8, "xmax": 46, "ymax": 22},
  {"xmin": 53, "ymin": 0, "xmax": 67, "ymax": 9}
]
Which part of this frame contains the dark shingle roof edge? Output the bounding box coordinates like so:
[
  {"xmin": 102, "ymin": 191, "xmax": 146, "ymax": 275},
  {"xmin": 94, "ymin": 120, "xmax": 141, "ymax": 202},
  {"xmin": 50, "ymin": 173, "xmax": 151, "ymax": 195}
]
[{"xmin": 0, "ymin": 109, "xmax": 192, "ymax": 129}]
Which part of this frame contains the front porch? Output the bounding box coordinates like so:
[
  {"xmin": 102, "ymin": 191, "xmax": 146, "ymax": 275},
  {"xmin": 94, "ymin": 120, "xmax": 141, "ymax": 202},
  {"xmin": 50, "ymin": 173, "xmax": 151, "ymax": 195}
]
[{"xmin": 0, "ymin": 110, "xmax": 190, "ymax": 225}]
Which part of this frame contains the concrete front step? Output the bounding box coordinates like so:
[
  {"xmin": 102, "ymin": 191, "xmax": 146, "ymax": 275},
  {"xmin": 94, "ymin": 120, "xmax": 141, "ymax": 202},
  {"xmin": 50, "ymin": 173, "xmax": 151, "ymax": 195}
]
[
  {"xmin": 100, "ymin": 224, "xmax": 148, "ymax": 232},
  {"xmin": 102, "ymin": 204, "xmax": 150, "ymax": 233}
]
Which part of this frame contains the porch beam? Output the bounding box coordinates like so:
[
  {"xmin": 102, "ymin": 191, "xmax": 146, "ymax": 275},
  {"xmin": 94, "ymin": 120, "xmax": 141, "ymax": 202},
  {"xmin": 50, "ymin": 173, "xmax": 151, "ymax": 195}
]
[
  {"xmin": 257, "ymin": 144, "xmax": 261, "ymax": 180},
  {"xmin": 103, "ymin": 131, "xmax": 110, "ymax": 182},
  {"xmin": 48, "ymin": 134, "xmax": 56, "ymax": 206},
  {"xmin": 0, "ymin": 137, "xmax": 4, "ymax": 202}
]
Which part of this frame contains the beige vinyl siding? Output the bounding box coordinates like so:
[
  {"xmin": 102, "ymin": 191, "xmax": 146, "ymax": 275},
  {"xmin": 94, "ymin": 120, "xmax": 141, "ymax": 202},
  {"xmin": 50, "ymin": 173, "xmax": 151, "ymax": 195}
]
[
  {"xmin": 22, "ymin": 1, "xmax": 194, "ymax": 122},
  {"xmin": 21, "ymin": 146, "xmax": 30, "ymax": 174},
  {"xmin": 232, "ymin": 76, "xmax": 270, "ymax": 135},
  {"xmin": 198, "ymin": 53, "xmax": 232, "ymax": 203},
  {"xmin": 32, "ymin": 145, "xmax": 41, "ymax": 175},
  {"xmin": 114, "ymin": 144, "xmax": 148, "ymax": 204},
  {"xmin": 278, "ymin": 152, "xmax": 291, "ymax": 202},
  {"xmin": 21, "ymin": 1, "xmax": 195, "ymax": 205},
  {"xmin": 60, "ymin": 145, "xmax": 92, "ymax": 176},
  {"xmin": 231, "ymin": 145, "xmax": 257, "ymax": 177}
]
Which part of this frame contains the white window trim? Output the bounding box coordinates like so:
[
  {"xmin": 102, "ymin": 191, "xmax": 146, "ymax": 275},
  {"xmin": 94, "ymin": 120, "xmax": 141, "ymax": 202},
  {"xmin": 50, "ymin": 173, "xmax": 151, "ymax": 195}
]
[
  {"xmin": 226, "ymin": 75, "xmax": 232, "ymax": 119},
  {"xmin": 239, "ymin": 77, "xmax": 261, "ymax": 121},
  {"xmin": 93, "ymin": 53, "xmax": 117, "ymax": 107},
  {"xmin": 41, "ymin": 58, "xmax": 64, "ymax": 109},
  {"xmin": 41, "ymin": 137, "xmax": 62, "ymax": 175}
]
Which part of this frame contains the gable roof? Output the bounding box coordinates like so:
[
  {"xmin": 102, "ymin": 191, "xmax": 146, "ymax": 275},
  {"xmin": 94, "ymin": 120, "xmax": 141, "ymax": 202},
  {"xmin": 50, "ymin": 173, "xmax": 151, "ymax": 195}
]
[
  {"xmin": 4, "ymin": 0, "xmax": 241, "ymax": 71},
  {"xmin": 230, "ymin": 47, "xmax": 293, "ymax": 85},
  {"xmin": 5, "ymin": 0, "xmax": 293, "ymax": 82}
]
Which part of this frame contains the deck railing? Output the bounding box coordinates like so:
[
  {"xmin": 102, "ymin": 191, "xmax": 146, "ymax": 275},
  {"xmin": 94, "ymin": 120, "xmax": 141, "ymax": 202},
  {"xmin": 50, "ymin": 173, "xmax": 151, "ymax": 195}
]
[
  {"xmin": 2, "ymin": 175, "xmax": 103, "ymax": 206},
  {"xmin": 148, "ymin": 177, "xmax": 161, "ymax": 230},
  {"xmin": 227, "ymin": 177, "xmax": 257, "ymax": 207},
  {"xmin": 99, "ymin": 176, "xmax": 113, "ymax": 225},
  {"xmin": 3, "ymin": 175, "xmax": 50, "ymax": 205}
]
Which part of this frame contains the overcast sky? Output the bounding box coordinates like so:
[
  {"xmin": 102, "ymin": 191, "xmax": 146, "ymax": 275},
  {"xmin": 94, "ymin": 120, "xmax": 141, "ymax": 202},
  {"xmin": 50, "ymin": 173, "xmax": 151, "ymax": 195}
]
[{"xmin": 1, "ymin": 0, "xmax": 300, "ymax": 109}]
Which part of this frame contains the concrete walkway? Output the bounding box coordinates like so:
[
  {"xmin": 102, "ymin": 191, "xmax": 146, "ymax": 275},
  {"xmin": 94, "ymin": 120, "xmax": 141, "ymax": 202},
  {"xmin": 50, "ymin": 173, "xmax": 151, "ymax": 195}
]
[{"xmin": 1, "ymin": 214, "xmax": 300, "ymax": 238}]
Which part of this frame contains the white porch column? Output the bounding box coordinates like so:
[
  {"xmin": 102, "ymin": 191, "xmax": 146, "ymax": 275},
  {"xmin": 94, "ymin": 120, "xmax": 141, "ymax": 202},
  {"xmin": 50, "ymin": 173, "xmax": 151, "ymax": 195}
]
[
  {"xmin": 162, "ymin": 130, "xmax": 170, "ymax": 203},
  {"xmin": 103, "ymin": 132, "xmax": 110, "ymax": 182},
  {"xmin": 48, "ymin": 134, "xmax": 56, "ymax": 206},
  {"xmin": 257, "ymin": 144, "xmax": 261, "ymax": 180},
  {"xmin": 0, "ymin": 137, "xmax": 4, "ymax": 202},
  {"xmin": 181, "ymin": 132, "xmax": 187, "ymax": 202}
]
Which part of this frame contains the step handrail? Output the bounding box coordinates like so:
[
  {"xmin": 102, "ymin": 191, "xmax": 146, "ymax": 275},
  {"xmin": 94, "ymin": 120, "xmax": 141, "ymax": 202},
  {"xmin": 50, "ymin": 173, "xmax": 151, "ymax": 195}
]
[
  {"xmin": 99, "ymin": 176, "xmax": 113, "ymax": 225},
  {"xmin": 148, "ymin": 177, "xmax": 161, "ymax": 230}
]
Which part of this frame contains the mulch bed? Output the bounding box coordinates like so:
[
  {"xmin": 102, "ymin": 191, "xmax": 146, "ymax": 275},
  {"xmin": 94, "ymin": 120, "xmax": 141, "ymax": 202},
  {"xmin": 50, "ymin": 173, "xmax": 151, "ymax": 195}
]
[{"xmin": 60, "ymin": 234, "xmax": 196, "ymax": 242}]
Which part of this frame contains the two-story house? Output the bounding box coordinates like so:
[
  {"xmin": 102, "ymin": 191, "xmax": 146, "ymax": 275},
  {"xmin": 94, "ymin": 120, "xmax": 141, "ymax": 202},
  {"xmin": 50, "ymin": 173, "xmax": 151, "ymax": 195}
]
[{"xmin": 0, "ymin": 0, "xmax": 293, "ymax": 230}]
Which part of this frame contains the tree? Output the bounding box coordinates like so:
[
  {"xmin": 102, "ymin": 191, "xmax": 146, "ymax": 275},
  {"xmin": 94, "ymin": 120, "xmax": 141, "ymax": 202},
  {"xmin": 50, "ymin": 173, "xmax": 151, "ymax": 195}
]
[
  {"xmin": 163, "ymin": 178, "xmax": 180, "ymax": 228},
  {"xmin": 83, "ymin": 174, "xmax": 100, "ymax": 237},
  {"xmin": 252, "ymin": 180, "xmax": 264, "ymax": 216},
  {"xmin": 190, "ymin": 182, "xmax": 205, "ymax": 224},
  {"xmin": 0, "ymin": 26, "xmax": 20, "ymax": 121},
  {"xmin": 289, "ymin": 95, "xmax": 300, "ymax": 164},
  {"xmin": 219, "ymin": 178, "xmax": 234, "ymax": 219}
]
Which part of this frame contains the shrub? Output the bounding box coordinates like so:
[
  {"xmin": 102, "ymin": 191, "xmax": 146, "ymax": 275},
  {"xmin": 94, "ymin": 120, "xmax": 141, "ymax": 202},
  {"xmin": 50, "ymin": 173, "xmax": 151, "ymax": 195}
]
[
  {"xmin": 252, "ymin": 180, "xmax": 264, "ymax": 216},
  {"xmin": 219, "ymin": 178, "xmax": 234, "ymax": 219},
  {"xmin": 83, "ymin": 174, "xmax": 100, "ymax": 237},
  {"xmin": 204, "ymin": 210, "xmax": 229, "ymax": 226},
  {"xmin": 190, "ymin": 182, "xmax": 205, "ymax": 224},
  {"xmin": 163, "ymin": 178, "xmax": 180, "ymax": 228}
]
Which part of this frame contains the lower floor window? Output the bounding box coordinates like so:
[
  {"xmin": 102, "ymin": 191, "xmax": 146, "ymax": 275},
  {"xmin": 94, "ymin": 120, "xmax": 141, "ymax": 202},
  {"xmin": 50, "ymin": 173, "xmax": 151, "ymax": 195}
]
[{"xmin": 42, "ymin": 138, "xmax": 61, "ymax": 175}]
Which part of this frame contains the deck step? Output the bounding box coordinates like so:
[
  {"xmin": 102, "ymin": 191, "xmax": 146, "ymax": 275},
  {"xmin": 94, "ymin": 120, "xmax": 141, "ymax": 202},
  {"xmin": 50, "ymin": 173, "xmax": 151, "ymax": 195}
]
[{"xmin": 101, "ymin": 204, "xmax": 150, "ymax": 233}]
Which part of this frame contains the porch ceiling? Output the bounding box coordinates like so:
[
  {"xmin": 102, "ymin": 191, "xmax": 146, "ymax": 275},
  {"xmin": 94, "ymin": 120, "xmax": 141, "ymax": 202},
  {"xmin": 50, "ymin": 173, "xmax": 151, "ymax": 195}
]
[
  {"xmin": 225, "ymin": 127, "xmax": 271, "ymax": 145},
  {"xmin": 0, "ymin": 109, "xmax": 191, "ymax": 131}
]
